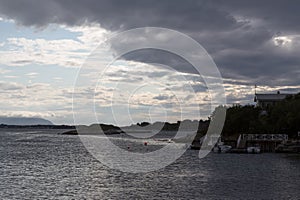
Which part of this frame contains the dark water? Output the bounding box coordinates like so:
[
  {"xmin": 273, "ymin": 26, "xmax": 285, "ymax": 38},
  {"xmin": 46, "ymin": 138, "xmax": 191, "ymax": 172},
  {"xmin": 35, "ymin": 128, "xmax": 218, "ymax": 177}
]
[{"xmin": 0, "ymin": 129, "xmax": 299, "ymax": 200}]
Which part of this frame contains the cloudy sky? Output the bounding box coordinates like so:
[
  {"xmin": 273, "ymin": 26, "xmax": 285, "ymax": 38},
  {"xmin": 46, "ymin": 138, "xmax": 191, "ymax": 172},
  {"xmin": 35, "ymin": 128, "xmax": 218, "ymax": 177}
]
[{"xmin": 0, "ymin": 0, "xmax": 299, "ymax": 125}]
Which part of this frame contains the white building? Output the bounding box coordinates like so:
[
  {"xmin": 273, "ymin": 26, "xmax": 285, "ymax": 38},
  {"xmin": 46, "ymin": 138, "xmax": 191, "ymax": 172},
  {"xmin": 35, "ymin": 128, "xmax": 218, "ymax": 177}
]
[{"xmin": 254, "ymin": 91, "xmax": 293, "ymax": 108}]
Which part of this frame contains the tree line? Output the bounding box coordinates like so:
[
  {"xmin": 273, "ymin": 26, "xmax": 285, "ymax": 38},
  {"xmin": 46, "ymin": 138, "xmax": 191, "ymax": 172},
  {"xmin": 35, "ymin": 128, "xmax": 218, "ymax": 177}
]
[{"xmin": 214, "ymin": 92, "xmax": 300, "ymax": 139}]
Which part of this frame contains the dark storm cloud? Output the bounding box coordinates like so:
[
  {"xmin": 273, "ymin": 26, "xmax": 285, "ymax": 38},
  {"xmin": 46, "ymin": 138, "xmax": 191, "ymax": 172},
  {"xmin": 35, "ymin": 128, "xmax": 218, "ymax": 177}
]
[
  {"xmin": 0, "ymin": 0, "xmax": 238, "ymax": 30},
  {"xmin": 0, "ymin": 0, "xmax": 299, "ymax": 88},
  {"xmin": 121, "ymin": 49, "xmax": 199, "ymax": 74},
  {"xmin": 218, "ymin": 0, "xmax": 300, "ymax": 33}
]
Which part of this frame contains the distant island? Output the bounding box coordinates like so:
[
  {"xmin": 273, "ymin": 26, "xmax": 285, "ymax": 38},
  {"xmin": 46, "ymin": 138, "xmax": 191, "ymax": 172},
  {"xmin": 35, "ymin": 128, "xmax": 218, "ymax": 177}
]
[
  {"xmin": 1, "ymin": 92, "xmax": 299, "ymax": 143},
  {"xmin": 0, "ymin": 117, "xmax": 53, "ymax": 126}
]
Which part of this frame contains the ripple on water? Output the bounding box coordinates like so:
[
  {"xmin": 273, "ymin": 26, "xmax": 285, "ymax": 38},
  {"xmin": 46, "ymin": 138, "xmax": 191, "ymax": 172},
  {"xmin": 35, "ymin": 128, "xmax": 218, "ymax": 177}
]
[{"xmin": 0, "ymin": 129, "xmax": 299, "ymax": 199}]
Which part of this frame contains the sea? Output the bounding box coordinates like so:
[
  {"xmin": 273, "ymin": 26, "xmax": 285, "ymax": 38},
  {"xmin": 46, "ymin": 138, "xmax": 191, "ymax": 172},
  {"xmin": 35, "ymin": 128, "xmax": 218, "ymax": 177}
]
[{"xmin": 0, "ymin": 128, "xmax": 299, "ymax": 200}]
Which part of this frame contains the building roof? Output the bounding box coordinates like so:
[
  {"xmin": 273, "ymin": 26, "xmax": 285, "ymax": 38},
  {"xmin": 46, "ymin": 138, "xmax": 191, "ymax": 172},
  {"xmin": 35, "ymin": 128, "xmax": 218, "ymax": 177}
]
[{"xmin": 254, "ymin": 93, "xmax": 293, "ymax": 102}]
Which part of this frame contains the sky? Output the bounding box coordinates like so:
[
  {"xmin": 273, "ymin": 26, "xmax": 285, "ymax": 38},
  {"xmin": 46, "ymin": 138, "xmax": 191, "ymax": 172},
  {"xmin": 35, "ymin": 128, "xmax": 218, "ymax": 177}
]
[{"xmin": 0, "ymin": 0, "xmax": 299, "ymax": 125}]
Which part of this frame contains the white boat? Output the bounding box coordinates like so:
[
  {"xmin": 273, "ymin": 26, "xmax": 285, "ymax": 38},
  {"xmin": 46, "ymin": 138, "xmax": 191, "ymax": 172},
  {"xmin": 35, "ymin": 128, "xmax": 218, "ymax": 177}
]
[
  {"xmin": 154, "ymin": 138, "xmax": 173, "ymax": 143},
  {"xmin": 213, "ymin": 142, "xmax": 232, "ymax": 153},
  {"xmin": 247, "ymin": 146, "xmax": 261, "ymax": 154}
]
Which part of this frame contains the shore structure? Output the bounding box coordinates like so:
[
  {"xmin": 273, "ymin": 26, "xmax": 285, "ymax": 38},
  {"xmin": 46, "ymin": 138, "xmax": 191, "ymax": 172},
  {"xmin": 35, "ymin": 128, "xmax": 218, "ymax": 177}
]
[
  {"xmin": 236, "ymin": 134, "xmax": 288, "ymax": 152},
  {"xmin": 254, "ymin": 91, "xmax": 293, "ymax": 109}
]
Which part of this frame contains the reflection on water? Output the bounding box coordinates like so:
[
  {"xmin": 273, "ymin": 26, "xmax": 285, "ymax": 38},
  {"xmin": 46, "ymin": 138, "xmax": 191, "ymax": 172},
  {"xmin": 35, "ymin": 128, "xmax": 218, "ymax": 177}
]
[{"xmin": 0, "ymin": 129, "xmax": 299, "ymax": 199}]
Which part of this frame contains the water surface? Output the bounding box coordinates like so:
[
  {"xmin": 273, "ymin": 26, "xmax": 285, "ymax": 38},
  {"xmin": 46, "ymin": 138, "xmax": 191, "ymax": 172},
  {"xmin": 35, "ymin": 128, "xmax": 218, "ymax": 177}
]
[{"xmin": 0, "ymin": 129, "xmax": 299, "ymax": 199}]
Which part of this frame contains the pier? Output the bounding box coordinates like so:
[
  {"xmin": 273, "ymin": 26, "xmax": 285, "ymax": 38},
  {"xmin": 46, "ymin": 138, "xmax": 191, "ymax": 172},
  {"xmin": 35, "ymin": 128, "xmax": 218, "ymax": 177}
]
[{"xmin": 237, "ymin": 134, "xmax": 288, "ymax": 152}]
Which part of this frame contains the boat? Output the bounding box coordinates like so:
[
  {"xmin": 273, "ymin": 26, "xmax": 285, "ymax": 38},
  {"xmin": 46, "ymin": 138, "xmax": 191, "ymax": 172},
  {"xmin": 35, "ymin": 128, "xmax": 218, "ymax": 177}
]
[
  {"xmin": 213, "ymin": 142, "xmax": 232, "ymax": 153},
  {"xmin": 154, "ymin": 138, "xmax": 173, "ymax": 143},
  {"xmin": 247, "ymin": 146, "xmax": 261, "ymax": 154},
  {"xmin": 213, "ymin": 145, "xmax": 232, "ymax": 153}
]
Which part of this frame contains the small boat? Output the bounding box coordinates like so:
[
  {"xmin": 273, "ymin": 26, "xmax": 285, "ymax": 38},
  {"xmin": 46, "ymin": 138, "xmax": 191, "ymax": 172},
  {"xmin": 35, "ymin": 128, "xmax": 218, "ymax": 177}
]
[
  {"xmin": 247, "ymin": 146, "xmax": 261, "ymax": 154},
  {"xmin": 211, "ymin": 140, "xmax": 232, "ymax": 153},
  {"xmin": 213, "ymin": 143, "xmax": 232, "ymax": 153},
  {"xmin": 154, "ymin": 138, "xmax": 173, "ymax": 143}
]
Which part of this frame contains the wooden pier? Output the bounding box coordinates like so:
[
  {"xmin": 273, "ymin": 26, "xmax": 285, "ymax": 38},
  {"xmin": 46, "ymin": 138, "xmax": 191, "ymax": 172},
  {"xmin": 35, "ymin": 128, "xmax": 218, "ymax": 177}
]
[{"xmin": 236, "ymin": 134, "xmax": 289, "ymax": 152}]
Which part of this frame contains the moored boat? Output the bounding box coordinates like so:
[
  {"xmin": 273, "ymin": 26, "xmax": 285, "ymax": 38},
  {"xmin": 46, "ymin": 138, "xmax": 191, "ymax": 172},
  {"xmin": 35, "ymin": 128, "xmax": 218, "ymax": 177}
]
[
  {"xmin": 212, "ymin": 140, "xmax": 232, "ymax": 153},
  {"xmin": 213, "ymin": 143, "xmax": 232, "ymax": 153},
  {"xmin": 247, "ymin": 146, "xmax": 261, "ymax": 154}
]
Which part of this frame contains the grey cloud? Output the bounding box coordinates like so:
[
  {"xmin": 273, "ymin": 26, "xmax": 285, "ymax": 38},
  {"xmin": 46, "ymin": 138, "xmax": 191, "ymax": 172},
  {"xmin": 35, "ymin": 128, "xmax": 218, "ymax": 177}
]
[
  {"xmin": 153, "ymin": 94, "xmax": 174, "ymax": 101},
  {"xmin": 0, "ymin": 0, "xmax": 238, "ymax": 31},
  {"xmin": 167, "ymin": 83, "xmax": 208, "ymax": 94},
  {"xmin": 107, "ymin": 76, "xmax": 144, "ymax": 83},
  {"xmin": 184, "ymin": 94, "xmax": 194, "ymax": 101},
  {"xmin": 0, "ymin": 82, "xmax": 24, "ymax": 90},
  {"xmin": 218, "ymin": 0, "xmax": 300, "ymax": 33},
  {"xmin": 121, "ymin": 49, "xmax": 199, "ymax": 74},
  {"xmin": 146, "ymin": 71, "xmax": 169, "ymax": 78},
  {"xmin": 12, "ymin": 60, "xmax": 34, "ymax": 64},
  {"xmin": 62, "ymin": 87, "xmax": 103, "ymax": 99},
  {"xmin": 0, "ymin": 0, "xmax": 299, "ymax": 89}
]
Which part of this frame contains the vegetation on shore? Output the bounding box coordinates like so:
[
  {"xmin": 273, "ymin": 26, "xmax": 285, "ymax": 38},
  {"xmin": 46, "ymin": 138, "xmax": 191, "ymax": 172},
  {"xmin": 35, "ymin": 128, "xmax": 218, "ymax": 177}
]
[{"xmin": 216, "ymin": 92, "xmax": 300, "ymax": 139}]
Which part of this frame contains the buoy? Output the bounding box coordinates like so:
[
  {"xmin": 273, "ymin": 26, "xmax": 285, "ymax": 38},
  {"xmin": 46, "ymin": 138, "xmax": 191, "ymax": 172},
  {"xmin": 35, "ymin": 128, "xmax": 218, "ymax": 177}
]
[{"xmin": 144, "ymin": 142, "xmax": 148, "ymax": 146}]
